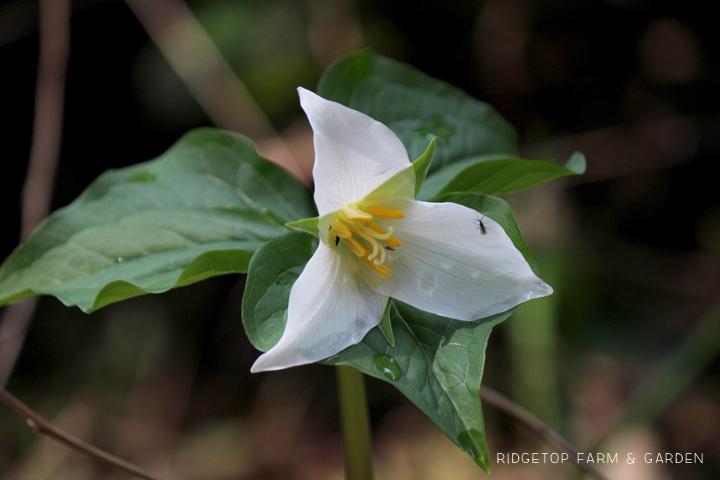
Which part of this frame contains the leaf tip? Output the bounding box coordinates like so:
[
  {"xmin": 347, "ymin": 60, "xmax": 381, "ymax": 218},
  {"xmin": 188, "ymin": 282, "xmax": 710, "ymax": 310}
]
[
  {"xmin": 285, "ymin": 217, "xmax": 320, "ymax": 237},
  {"xmin": 412, "ymin": 138, "xmax": 436, "ymax": 197},
  {"xmin": 457, "ymin": 428, "xmax": 491, "ymax": 473}
]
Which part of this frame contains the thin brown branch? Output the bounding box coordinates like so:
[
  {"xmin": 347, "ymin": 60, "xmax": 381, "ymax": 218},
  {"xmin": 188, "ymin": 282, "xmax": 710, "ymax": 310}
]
[
  {"xmin": 0, "ymin": 386, "xmax": 168, "ymax": 480},
  {"xmin": 0, "ymin": 0, "xmax": 71, "ymax": 387},
  {"xmin": 22, "ymin": 0, "xmax": 69, "ymax": 237},
  {"xmin": 123, "ymin": 0, "xmax": 307, "ymax": 182},
  {"xmin": 480, "ymin": 386, "xmax": 610, "ymax": 480}
]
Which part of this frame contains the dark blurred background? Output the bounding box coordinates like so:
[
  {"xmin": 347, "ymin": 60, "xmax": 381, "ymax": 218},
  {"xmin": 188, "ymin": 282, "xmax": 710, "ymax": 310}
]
[{"xmin": 1, "ymin": 0, "xmax": 719, "ymax": 479}]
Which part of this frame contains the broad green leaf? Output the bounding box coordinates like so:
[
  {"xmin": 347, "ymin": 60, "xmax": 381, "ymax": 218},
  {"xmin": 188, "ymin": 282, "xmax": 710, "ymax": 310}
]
[
  {"xmin": 327, "ymin": 302, "xmax": 512, "ymax": 473},
  {"xmin": 430, "ymin": 192, "xmax": 539, "ymax": 275},
  {"xmin": 242, "ymin": 231, "xmax": 317, "ymax": 352},
  {"xmin": 317, "ymin": 51, "xmax": 518, "ymax": 173},
  {"xmin": 412, "ymin": 138, "xmax": 436, "ymax": 196},
  {"xmin": 437, "ymin": 156, "xmax": 586, "ymax": 197},
  {"xmin": 0, "ymin": 128, "xmax": 315, "ymax": 312}
]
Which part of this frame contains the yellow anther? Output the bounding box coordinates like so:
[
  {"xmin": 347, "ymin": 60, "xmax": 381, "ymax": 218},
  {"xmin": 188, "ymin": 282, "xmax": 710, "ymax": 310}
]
[
  {"xmin": 360, "ymin": 256, "xmax": 392, "ymax": 277},
  {"xmin": 364, "ymin": 205, "xmax": 404, "ymax": 219},
  {"xmin": 343, "ymin": 237, "xmax": 366, "ymax": 257},
  {"xmin": 368, "ymin": 223, "xmax": 386, "ymax": 234},
  {"xmin": 385, "ymin": 236, "xmax": 401, "ymax": 247},
  {"xmin": 331, "ymin": 217, "xmax": 352, "ymax": 238},
  {"xmin": 342, "ymin": 205, "xmax": 373, "ymax": 221}
]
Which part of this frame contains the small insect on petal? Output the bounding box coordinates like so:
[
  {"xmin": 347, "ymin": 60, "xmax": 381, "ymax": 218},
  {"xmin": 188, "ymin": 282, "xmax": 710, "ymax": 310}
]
[{"xmin": 474, "ymin": 214, "xmax": 488, "ymax": 235}]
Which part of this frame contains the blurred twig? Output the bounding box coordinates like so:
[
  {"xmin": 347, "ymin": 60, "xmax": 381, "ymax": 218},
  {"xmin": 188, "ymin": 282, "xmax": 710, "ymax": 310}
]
[
  {"xmin": 123, "ymin": 0, "xmax": 306, "ymax": 181},
  {"xmin": 0, "ymin": 386, "xmax": 168, "ymax": 480},
  {"xmin": 480, "ymin": 386, "xmax": 610, "ymax": 480},
  {"xmin": 0, "ymin": 0, "xmax": 70, "ymax": 387},
  {"xmin": 2, "ymin": 397, "xmax": 98, "ymax": 480}
]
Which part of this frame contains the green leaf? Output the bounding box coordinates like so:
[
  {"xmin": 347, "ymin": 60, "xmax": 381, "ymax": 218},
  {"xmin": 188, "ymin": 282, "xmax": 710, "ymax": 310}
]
[
  {"xmin": 242, "ymin": 231, "xmax": 317, "ymax": 352},
  {"xmin": 377, "ymin": 299, "xmax": 395, "ymax": 347},
  {"xmin": 412, "ymin": 138, "xmax": 435, "ymax": 197},
  {"xmin": 437, "ymin": 156, "xmax": 585, "ymax": 197},
  {"xmin": 317, "ymin": 50, "xmax": 518, "ymax": 173},
  {"xmin": 328, "ymin": 302, "xmax": 513, "ymax": 473},
  {"xmin": 416, "ymin": 154, "xmax": 511, "ymax": 200},
  {"xmin": 430, "ymin": 192, "xmax": 539, "ymax": 275},
  {"xmin": 0, "ymin": 128, "xmax": 315, "ymax": 312},
  {"xmin": 286, "ymin": 216, "xmax": 319, "ymax": 237}
]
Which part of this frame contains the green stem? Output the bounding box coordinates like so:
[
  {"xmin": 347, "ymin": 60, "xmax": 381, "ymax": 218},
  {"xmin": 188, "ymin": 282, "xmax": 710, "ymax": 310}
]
[{"xmin": 336, "ymin": 365, "xmax": 374, "ymax": 480}]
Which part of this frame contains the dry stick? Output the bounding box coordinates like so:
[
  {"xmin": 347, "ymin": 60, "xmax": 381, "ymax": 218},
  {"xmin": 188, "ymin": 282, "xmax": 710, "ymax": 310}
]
[
  {"xmin": 0, "ymin": 386, "xmax": 167, "ymax": 480},
  {"xmin": 480, "ymin": 386, "xmax": 610, "ymax": 480},
  {"xmin": 0, "ymin": 0, "xmax": 70, "ymax": 387},
  {"xmin": 123, "ymin": 0, "xmax": 305, "ymax": 182}
]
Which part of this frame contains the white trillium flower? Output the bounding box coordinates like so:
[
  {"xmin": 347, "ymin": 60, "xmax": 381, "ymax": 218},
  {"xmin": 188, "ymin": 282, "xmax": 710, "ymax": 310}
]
[{"xmin": 250, "ymin": 87, "xmax": 552, "ymax": 373}]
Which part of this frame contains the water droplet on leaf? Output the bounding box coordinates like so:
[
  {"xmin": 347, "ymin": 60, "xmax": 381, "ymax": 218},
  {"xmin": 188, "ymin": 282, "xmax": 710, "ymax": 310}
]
[
  {"xmin": 128, "ymin": 171, "xmax": 157, "ymax": 182},
  {"xmin": 373, "ymin": 353, "xmax": 401, "ymax": 381},
  {"xmin": 117, "ymin": 257, "xmax": 124, "ymax": 263}
]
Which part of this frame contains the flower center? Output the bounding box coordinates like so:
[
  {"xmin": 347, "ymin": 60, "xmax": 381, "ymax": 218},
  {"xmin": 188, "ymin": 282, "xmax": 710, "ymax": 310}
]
[{"xmin": 329, "ymin": 203, "xmax": 404, "ymax": 277}]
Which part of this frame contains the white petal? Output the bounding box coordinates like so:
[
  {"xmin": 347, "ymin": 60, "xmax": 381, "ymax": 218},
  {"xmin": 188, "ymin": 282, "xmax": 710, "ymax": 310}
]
[
  {"xmin": 299, "ymin": 88, "xmax": 414, "ymax": 216},
  {"xmin": 251, "ymin": 241, "xmax": 387, "ymax": 372},
  {"xmin": 358, "ymin": 197, "xmax": 552, "ymax": 320}
]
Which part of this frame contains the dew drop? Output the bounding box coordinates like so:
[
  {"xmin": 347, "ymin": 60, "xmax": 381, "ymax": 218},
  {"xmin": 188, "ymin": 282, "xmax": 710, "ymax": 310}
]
[
  {"xmin": 373, "ymin": 353, "xmax": 402, "ymax": 381},
  {"xmin": 128, "ymin": 171, "xmax": 157, "ymax": 183},
  {"xmin": 117, "ymin": 257, "xmax": 124, "ymax": 263},
  {"xmin": 342, "ymin": 274, "xmax": 352, "ymax": 285},
  {"xmin": 260, "ymin": 207, "xmax": 268, "ymax": 213}
]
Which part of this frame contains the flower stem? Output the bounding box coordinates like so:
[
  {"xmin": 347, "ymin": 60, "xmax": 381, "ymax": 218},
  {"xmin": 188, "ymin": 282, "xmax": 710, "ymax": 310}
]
[{"xmin": 336, "ymin": 365, "xmax": 374, "ymax": 480}]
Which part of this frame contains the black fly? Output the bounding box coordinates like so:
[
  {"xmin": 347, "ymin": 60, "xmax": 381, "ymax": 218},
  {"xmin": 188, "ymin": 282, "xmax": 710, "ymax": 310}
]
[
  {"xmin": 474, "ymin": 214, "xmax": 488, "ymax": 235},
  {"xmin": 385, "ymin": 246, "xmax": 395, "ymax": 251}
]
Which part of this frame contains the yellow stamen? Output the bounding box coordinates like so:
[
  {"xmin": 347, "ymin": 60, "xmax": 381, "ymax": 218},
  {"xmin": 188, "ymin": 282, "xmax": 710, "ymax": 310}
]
[
  {"xmin": 368, "ymin": 223, "xmax": 386, "ymax": 234},
  {"xmin": 342, "ymin": 205, "xmax": 373, "ymax": 221},
  {"xmin": 364, "ymin": 205, "xmax": 404, "ymax": 219},
  {"xmin": 360, "ymin": 256, "xmax": 392, "ymax": 277},
  {"xmin": 342, "ymin": 237, "xmax": 366, "ymax": 257},
  {"xmin": 332, "ymin": 203, "xmax": 405, "ymax": 277},
  {"xmin": 385, "ymin": 236, "xmax": 401, "ymax": 247},
  {"xmin": 331, "ymin": 217, "xmax": 352, "ymax": 238}
]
